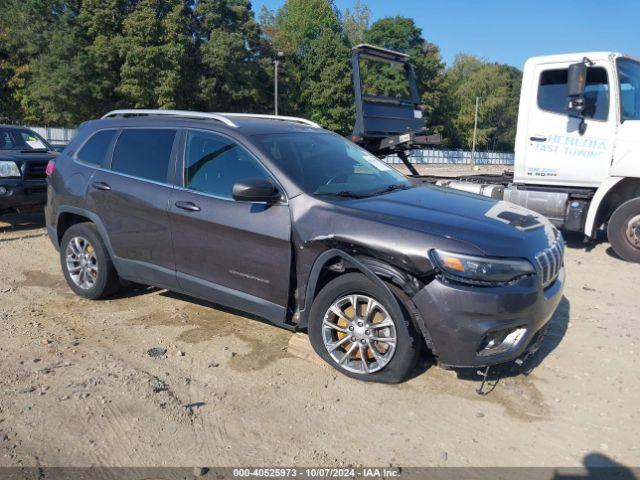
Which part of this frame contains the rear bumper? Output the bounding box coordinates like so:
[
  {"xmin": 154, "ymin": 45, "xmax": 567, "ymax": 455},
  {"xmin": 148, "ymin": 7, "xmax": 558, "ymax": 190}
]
[
  {"xmin": 0, "ymin": 179, "xmax": 47, "ymax": 212},
  {"xmin": 412, "ymin": 268, "xmax": 564, "ymax": 367}
]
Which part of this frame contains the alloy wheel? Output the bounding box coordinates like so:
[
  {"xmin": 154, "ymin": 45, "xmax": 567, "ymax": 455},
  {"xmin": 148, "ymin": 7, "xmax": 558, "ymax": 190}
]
[
  {"xmin": 321, "ymin": 294, "xmax": 397, "ymax": 374},
  {"xmin": 65, "ymin": 236, "xmax": 99, "ymax": 290}
]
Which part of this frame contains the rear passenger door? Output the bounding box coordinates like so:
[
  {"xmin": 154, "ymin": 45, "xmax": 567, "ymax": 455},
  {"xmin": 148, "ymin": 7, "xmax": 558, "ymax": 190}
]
[
  {"xmin": 87, "ymin": 128, "xmax": 179, "ymax": 289},
  {"xmin": 169, "ymin": 129, "xmax": 292, "ymax": 324}
]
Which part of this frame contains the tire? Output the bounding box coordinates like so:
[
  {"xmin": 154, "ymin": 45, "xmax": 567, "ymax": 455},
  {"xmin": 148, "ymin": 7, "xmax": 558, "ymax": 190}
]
[
  {"xmin": 308, "ymin": 272, "xmax": 421, "ymax": 383},
  {"xmin": 607, "ymin": 198, "xmax": 640, "ymax": 263},
  {"xmin": 60, "ymin": 222, "xmax": 121, "ymax": 299}
]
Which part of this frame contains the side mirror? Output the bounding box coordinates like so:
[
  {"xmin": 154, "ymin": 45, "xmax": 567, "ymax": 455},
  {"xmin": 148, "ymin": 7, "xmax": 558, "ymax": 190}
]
[
  {"xmin": 232, "ymin": 178, "xmax": 281, "ymax": 203},
  {"xmin": 567, "ymin": 62, "xmax": 587, "ymax": 117}
]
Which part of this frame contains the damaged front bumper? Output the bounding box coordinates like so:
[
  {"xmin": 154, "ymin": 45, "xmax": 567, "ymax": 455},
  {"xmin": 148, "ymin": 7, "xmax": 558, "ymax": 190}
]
[{"xmin": 411, "ymin": 268, "xmax": 564, "ymax": 367}]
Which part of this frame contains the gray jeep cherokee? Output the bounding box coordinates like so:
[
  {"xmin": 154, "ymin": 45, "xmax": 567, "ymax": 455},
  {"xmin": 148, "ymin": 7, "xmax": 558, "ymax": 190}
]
[{"xmin": 45, "ymin": 110, "xmax": 564, "ymax": 383}]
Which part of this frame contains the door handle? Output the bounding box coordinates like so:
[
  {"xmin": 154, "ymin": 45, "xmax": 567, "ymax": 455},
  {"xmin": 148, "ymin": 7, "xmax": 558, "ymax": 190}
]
[
  {"xmin": 530, "ymin": 136, "xmax": 547, "ymax": 142},
  {"xmin": 91, "ymin": 181, "xmax": 111, "ymax": 191},
  {"xmin": 175, "ymin": 201, "xmax": 201, "ymax": 212}
]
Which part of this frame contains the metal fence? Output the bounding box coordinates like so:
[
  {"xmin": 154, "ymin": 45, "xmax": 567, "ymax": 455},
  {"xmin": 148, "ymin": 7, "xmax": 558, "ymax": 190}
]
[
  {"xmin": 24, "ymin": 125, "xmax": 515, "ymax": 165},
  {"xmin": 27, "ymin": 126, "xmax": 77, "ymax": 146},
  {"xmin": 386, "ymin": 149, "xmax": 514, "ymax": 165}
]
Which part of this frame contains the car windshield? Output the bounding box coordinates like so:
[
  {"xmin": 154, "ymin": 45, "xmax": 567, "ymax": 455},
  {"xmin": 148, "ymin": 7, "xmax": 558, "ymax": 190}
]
[
  {"xmin": 252, "ymin": 132, "xmax": 411, "ymax": 197},
  {"xmin": 617, "ymin": 58, "xmax": 640, "ymax": 121},
  {"xmin": 0, "ymin": 127, "xmax": 52, "ymax": 151}
]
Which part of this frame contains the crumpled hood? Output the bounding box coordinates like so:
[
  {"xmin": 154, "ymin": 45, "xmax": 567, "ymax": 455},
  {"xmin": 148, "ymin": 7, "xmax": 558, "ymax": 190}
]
[{"xmin": 340, "ymin": 185, "xmax": 558, "ymax": 260}]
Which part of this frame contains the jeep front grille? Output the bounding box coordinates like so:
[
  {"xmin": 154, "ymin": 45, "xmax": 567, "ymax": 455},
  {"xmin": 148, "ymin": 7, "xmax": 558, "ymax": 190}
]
[{"xmin": 535, "ymin": 234, "xmax": 564, "ymax": 287}]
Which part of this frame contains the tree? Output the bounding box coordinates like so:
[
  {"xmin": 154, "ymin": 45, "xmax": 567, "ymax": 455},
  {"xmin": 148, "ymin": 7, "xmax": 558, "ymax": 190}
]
[
  {"xmin": 444, "ymin": 54, "xmax": 521, "ymax": 151},
  {"xmin": 342, "ymin": 0, "xmax": 370, "ymax": 46},
  {"xmin": 118, "ymin": 0, "xmax": 193, "ymax": 109},
  {"xmin": 194, "ymin": 0, "xmax": 268, "ymax": 113},
  {"xmin": 76, "ymin": 0, "xmax": 131, "ymax": 114},
  {"xmin": 364, "ymin": 16, "xmax": 447, "ymax": 135},
  {"xmin": 0, "ymin": 25, "xmax": 20, "ymax": 122},
  {"xmin": 272, "ymin": 0, "xmax": 354, "ymax": 133}
]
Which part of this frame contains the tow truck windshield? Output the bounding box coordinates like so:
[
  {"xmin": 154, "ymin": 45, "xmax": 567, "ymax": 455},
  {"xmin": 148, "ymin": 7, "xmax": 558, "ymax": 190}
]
[{"xmin": 618, "ymin": 58, "xmax": 640, "ymax": 121}]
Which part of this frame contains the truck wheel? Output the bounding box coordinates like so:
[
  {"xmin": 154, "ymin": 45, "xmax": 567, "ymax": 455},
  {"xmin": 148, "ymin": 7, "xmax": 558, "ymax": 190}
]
[
  {"xmin": 607, "ymin": 198, "xmax": 640, "ymax": 263},
  {"xmin": 60, "ymin": 223, "xmax": 121, "ymax": 299},
  {"xmin": 308, "ymin": 273, "xmax": 420, "ymax": 383}
]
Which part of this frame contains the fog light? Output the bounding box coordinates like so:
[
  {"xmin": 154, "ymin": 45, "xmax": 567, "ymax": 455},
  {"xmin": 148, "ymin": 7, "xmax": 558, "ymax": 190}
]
[
  {"xmin": 477, "ymin": 327, "xmax": 527, "ymax": 356},
  {"xmin": 0, "ymin": 186, "xmax": 7, "ymax": 195}
]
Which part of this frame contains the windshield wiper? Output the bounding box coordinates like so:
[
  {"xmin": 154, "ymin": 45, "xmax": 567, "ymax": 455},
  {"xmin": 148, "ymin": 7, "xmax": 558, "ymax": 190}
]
[
  {"xmin": 362, "ymin": 183, "xmax": 413, "ymax": 197},
  {"xmin": 315, "ymin": 190, "xmax": 364, "ymax": 199}
]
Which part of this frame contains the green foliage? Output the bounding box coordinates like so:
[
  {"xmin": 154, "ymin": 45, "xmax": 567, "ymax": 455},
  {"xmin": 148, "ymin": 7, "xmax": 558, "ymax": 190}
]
[
  {"xmin": 272, "ymin": 0, "xmax": 354, "ymax": 133},
  {"xmin": 444, "ymin": 54, "xmax": 522, "ymax": 151},
  {"xmin": 194, "ymin": 0, "xmax": 268, "ymax": 112},
  {"xmin": 0, "ymin": 0, "xmax": 522, "ymax": 151},
  {"xmin": 118, "ymin": 0, "xmax": 194, "ymax": 109},
  {"xmin": 343, "ymin": 0, "xmax": 370, "ymax": 46}
]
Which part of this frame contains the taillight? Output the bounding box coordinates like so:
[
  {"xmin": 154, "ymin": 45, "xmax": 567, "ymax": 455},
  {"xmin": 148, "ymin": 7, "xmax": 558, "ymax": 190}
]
[{"xmin": 45, "ymin": 160, "xmax": 55, "ymax": 176}]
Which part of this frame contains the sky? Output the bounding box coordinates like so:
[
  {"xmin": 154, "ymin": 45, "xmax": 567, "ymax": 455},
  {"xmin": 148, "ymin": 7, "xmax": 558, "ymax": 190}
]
[{"xmin": 253, "ymin": 0, "xmax": 640, "ymax": 69}]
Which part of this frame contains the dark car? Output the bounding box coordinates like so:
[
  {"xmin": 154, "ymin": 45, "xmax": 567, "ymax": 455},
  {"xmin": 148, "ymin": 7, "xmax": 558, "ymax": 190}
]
[
  {"xmin": 0, "ymin": 125, "xmax": 58, "ymax": 215},
  {"xmin": 45, "ymin": 110, "xmax": 564, "ymax": 383}
]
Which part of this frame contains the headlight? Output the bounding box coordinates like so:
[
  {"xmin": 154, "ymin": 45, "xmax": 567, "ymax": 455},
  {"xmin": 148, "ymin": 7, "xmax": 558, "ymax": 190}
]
[
  {"xmin": 0, "ymin": 161, "xmax": 21, "ymax": 178},
  {"xmin": 430, "ymin": 249, "xmax": 535, "ymax": 285}
]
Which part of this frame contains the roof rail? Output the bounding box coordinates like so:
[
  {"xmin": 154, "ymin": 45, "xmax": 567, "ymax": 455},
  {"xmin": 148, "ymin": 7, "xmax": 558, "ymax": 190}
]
[
  {"xmin": 219, "ymin": 113, "xmax": 321, "ymax": 128},
  {"xmin": 101, "ymin": 109, "xmax": 238, "ymax": 128}
]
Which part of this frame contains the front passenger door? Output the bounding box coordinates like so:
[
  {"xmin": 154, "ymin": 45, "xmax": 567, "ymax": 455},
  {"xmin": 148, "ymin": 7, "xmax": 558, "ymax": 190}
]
[{"xmin": 169, "ymin": 130, "xmax": 292, "ymax": 324}]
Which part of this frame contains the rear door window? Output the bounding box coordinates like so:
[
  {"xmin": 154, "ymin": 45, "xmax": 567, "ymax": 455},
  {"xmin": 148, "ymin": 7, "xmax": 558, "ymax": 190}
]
[
  {"xmin": 77, "ymin": 130, "xmax": 117, "ymax": 166},
  {"xmin": 110, "ymin": 129, "xmax": 176, "ymax": 183},
  {"xmin": 183, "ymin": 130, "xmax": 271, "ymax": 199}
]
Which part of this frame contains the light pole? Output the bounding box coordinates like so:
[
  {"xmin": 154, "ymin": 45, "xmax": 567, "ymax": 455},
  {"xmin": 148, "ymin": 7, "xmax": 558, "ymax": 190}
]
[
  {"xmin": 470, "ymin": 96, "xmax": 480, "ymax": 169},
  {"xmin": 274, "ymin": 51, "xmax": 284, "ymax": 116}
]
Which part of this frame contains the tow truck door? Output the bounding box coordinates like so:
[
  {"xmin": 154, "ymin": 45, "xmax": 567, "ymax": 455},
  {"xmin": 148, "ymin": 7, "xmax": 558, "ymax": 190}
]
[{"xmin": 517, "ymin": 59, "xmax": 616, "ymax": 187}]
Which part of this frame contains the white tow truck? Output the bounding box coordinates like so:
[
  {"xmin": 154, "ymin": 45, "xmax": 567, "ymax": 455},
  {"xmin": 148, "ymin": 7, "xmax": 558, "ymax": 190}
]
[{"xmin": 431, "ymin": 52, "xmax": 640, "ymax": 262}]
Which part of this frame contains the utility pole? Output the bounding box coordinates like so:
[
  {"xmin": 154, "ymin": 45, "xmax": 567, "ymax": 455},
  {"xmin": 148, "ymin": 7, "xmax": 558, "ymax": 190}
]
[
  {"xmin": 274, "ymin": 52, "xmax": 284, "ymax": 116},
  {"xmin": 471, "ymin": 96, "xmax": 480, "ymax": 169}
]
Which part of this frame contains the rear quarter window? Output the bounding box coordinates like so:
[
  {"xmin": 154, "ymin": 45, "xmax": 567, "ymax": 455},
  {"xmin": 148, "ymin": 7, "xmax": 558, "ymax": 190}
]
[
  {"xmin": 76, "ymin": 130, "xmax": 117, "ymax": 166},
  {"xmin": 110, "ymin": 129, "xmax": 177, "ymax": 183}
]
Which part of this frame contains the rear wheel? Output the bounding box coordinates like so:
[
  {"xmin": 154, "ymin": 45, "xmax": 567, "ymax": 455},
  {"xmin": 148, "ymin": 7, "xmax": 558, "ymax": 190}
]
[
  {"xmin": 60, "ymin": 223, "xmax": 121, "ymax": 299},
  {"xmin": 607, "ymin": 198, "xmax": 640, "ymax": 263},
  {"xmin": 308, "ymin": 273, "xmax": 420, "ymax": 383}
]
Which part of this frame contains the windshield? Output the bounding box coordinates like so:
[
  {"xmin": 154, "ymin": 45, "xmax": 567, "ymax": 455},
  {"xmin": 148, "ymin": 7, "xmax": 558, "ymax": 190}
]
[
  {"xmin": 617, "ymin": 58, "xmax": 640, "ymax": 121},
  {"xmin": 0, "ymin": 127, "xmax": 52, "ymax": 151},
  {"xmin": 252, "ymin": 132, "xmax": 411, "ymax": 197}
]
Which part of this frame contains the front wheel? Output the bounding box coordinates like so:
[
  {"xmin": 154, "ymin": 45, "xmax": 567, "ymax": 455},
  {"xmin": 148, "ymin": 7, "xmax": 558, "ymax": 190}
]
[
  {"xmin": 308, "ymin": 273, "xmax": 421, "ymax": 383},
  {"xmin": 607, "ymin": 198, "xmax": 640, "ymax": 263}
]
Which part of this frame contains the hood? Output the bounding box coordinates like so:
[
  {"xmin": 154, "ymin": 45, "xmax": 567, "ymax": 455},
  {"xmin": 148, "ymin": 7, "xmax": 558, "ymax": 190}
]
[
  {"xmin": 0, "ymin": 150, "xmax": 58, "ymax": 163},
  {"xmin": 339, "ymin": 184, "xmax": 558, "ymax": 260}
]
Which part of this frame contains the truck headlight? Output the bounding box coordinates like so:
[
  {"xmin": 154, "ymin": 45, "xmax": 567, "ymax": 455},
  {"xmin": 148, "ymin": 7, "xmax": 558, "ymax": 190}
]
[
  {"xmin": 430, "ymin": 249, "xmax": 535, "ymax": 285},
  {"xmin": 0, "ymin": 161, "xmax": 21, "ymax": 178}
]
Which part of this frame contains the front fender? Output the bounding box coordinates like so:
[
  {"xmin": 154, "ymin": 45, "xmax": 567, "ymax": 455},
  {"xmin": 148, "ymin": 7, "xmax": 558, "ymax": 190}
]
[
  {"xmin": 297, "ymin": 249, "xmax": 403, "ymax": 330},
  {"xmin": 584, "ymin": 177, "xmax": 625, "ymax": 237}
]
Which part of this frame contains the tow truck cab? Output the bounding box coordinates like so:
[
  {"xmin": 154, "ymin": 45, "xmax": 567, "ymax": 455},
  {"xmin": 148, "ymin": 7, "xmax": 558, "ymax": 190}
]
[{"xmin": 490, "ymin": 52, "xmax": 640, "ymax": 262}]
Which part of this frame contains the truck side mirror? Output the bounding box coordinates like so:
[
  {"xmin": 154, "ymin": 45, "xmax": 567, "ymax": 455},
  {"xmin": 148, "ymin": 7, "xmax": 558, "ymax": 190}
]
[{"xmin": 567, "ymin": 62, "xmax": 587, "ymax": 117}]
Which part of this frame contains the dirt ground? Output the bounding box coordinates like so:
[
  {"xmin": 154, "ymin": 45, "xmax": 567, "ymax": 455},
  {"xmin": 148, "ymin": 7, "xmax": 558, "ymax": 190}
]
[{"xmin": 0, "ymin": 211, "xmax": 639, "ymax": 470}]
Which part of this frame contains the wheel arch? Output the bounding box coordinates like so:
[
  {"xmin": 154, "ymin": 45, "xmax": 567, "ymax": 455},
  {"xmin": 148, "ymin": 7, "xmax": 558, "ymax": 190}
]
[
  {"xmin": 297, "ymin": 248, "xmax": 435, "ymax": 351},
  {"xmin": 585, "ymin": 177, "xmax": 640, "ymax": 237},
  {"xmin": 55, "ymin": 207, "xmax": 116, "ymax": 259}
]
